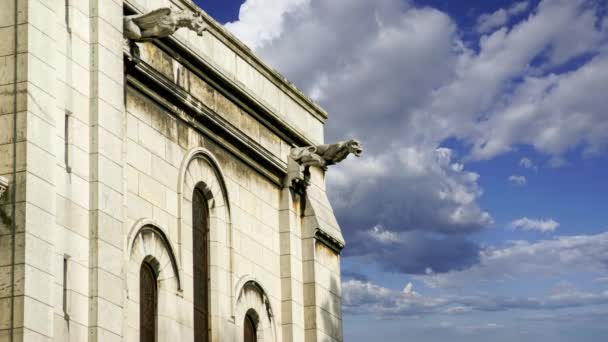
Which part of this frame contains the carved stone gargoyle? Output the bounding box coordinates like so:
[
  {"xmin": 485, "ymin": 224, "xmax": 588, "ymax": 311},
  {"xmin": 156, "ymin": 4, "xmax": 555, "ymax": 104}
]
[
  {"xmin": 286, "ymin": 139, "xmax": 363, "ymax": 194},
  {"xmin": 290, "ymin": 139, "xmax": 363, "ymax": 170},
  {"xmin": 124, "ymin": 7, "xmax": 207, "ymax": 60},
  {"xmin": 0, "ymin": 176, "xmax": 7, "ymax": 200}
]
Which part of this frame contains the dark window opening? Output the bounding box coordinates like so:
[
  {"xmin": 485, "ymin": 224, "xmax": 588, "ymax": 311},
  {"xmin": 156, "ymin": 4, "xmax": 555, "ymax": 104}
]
[
  {"xmin": 193, "ymin": 187, "xmax": 210, "ymax": 342},
  {"xmin": 140, "ymin": 262, "xmax": 157, "ymax": 342},
  {"xmin": 244, "ymin": 313, "xmax": 257, "ymax": 342}
]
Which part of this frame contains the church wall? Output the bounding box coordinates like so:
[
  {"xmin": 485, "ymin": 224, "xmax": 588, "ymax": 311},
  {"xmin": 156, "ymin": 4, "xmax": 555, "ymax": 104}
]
[
  {"xmin": 125, "ymin": 87, "xmax": 284, "ymax": 340},
  {"xmin": 127, "ymin": 0, "xmax": 326, "ymax": 145},
  {"xmin": 52, "ymin": 1, "xmax": 93, "ymax": 341},
  {"xmin": 0, "ymin": 0, "xmax": 345, "ymax": 341},
  {"xmin": 137, "ymin": 42, "xmax": 290, "ymax": 164}
]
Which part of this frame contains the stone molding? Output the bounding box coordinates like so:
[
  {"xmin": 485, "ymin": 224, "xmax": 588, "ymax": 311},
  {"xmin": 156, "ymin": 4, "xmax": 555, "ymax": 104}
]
[
  {"xmin": 315, "ymin": 228, "xmax": 345, "ymax": 254},
  {"xmin": 126, "ymin": 65, "xmax": 286, "ymax": 185},
  {"xmin": 151, "ymin": 38, "xmax": 319, "ymax": 147},
  {"xmin": 123, "ymin": 0, "xmax": 328, "ymax": 123}
]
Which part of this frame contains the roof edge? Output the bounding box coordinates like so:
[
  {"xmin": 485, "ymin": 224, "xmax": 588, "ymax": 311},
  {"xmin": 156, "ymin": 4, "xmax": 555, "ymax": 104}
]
[{"xmin": 127, "ymin": 0, "xmax": 329, "ymax": 122}]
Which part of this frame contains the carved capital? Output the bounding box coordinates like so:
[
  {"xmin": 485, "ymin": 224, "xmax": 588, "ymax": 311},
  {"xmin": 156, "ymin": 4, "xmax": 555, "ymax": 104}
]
[{"xmin": 0, "ymin": 176, "xmax": 7, "ymax": 200}]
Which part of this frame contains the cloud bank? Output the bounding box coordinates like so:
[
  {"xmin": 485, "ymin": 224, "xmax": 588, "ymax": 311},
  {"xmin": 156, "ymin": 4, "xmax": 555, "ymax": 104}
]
[{"xmin": 226, "ymin": 0, "xmax": 608, "ymax": 276}]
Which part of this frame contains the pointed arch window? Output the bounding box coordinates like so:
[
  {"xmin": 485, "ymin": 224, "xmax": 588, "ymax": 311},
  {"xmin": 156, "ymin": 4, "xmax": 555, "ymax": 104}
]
[
  {"xmin": 193, "ymin": 187, "xmax": 210, "ymax": 342},
  {"xmin": 244, "ymin": 313, "xmax": 257, "ymax": 342},
  {"xmin": 140, "ymin": 262, "xmax": 157, "ymax": 342}
]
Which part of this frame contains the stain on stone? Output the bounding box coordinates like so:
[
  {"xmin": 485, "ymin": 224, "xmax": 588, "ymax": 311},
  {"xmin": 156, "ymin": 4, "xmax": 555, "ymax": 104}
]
[
  {"xmin": 141, "ymin": 42, "xmax": 173, "ymax": 80},
  {"xmin": 149, "ymin": 108, "xmax": 177, "ymax": 142},
  {"xmin": 175, "ymin": 61, "xmax": 190, "ymax": 91},
  {"xmin": 239, "ymin": 111, "xmax": 260, "ymax": 143},
  {"xmin": 259, "ymin": 124, "xmax": 281, "ymax": 156},
  {"xmin": 177, "ymin": 120, "xmax": 189, "ymax": 149},
  {"xmin": 189, "ymin": 72, "xmax": 215, "ymax": 111},
  {"xmin": 215, "ymin": 92, "xmax": 242, "ymax": 126}
]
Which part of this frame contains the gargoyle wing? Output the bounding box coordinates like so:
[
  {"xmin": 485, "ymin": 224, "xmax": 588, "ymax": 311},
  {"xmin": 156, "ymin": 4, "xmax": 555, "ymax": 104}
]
[
  {"xmin": 131, "ymin": 7, "xmax": 172, "ymax": 30},
  {"xmin": 290, "ymin": 146, "xmax": 318, "ymax": 161}
]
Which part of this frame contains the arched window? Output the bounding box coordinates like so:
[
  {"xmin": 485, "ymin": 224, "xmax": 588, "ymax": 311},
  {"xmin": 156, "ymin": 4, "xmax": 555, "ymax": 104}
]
[
  {"xmin": 193, "ymin": 187, "xmax": 210, "ymax": 342},
  {"xmin": 244, "ymin": 313, "xmax": 257, "ymax": 342},
  {"xmin": 140, "ymin": 262, "xmax": 157, "ymax": 342}
]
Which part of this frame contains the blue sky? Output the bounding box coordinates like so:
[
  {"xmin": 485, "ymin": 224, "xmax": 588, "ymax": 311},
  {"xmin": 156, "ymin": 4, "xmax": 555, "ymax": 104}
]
[{"xmin": 196, "ymin": 0, "xmax": 608, "ymax": 341}]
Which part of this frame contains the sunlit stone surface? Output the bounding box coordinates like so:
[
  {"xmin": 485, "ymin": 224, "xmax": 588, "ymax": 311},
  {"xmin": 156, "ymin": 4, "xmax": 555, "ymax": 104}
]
[{"xmin": 0, "ymin": 0, "xmax": 349, "ymax": 341}]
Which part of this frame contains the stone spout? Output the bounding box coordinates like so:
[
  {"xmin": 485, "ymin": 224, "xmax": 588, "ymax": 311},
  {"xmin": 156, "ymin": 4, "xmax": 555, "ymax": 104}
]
[
  {"xmin": 124, "ymin": 7, "xmax": 207, "ymax": 42},
  {"xmin": 289, "ymin": 139, "xmax": 363, "ymax": 170}
]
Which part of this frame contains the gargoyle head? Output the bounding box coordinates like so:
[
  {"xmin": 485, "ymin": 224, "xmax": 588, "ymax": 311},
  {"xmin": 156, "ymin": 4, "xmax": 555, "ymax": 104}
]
[
  {"xmin": 184, "ymin": 11, "xmax": 207, "ymax": 36},
  {"xmin": 345, "ymin": 139, "xmax": 363, "ymax": 157}
]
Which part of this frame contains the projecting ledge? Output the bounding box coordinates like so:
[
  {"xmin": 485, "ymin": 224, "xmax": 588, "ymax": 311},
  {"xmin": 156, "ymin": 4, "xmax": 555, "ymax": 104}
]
[{"xmin": 304, "ymin": 184, "xmax": 346, "ymax": 253}]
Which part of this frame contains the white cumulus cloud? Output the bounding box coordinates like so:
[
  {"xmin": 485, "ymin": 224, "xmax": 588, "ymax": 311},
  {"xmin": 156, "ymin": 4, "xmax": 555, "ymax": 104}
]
[
  {"xmin": 519, "ymin": 157, "xmax": 538, "ymax": 170},
  {"xmin": 418, "ymin": 232, "xmax": 608, "ymax": 289},
  {"xmin": 511, "ymin": 217, "xmax": 559, "ymax": 232},
  {"xmin": 508, "ymin": 175, "xmax": 527, "ymax": 185},
  {"xmin": 224, "ymin": 0, "xmax": 607, "ymax": 278},
  {"xmin": 343, "ymin": 278, "xmax": 608, "ymax": 318},
  {"xmin": 225, "ymin": 0, "xmax": 310, "ymax": 49},
  {"xmin": 477, "ymin": 1, "xmax": 530, "ymax": 34}
]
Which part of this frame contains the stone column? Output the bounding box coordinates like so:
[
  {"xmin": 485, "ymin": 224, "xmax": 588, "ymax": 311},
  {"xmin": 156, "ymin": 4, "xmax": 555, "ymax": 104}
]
[{"xmin": 88, "ymin": 1, "xmax": 125, "ymax": 341}]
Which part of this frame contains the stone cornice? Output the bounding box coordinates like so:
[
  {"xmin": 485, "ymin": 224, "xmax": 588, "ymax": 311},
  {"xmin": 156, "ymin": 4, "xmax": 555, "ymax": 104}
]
[
  {"xmin": 153, "ymin": 38, "xmax": 316, "ymax": 148},
  {"xmin": 315, "ymin": 228, "xmax": 345, "ymax": 254},
  {"xmin": 126, "ymin": 59, "xmax": 287, "ymax": 186},
  {"xmin": 175, "ymin": 1, "xmax": 328, "ymax": 122}
]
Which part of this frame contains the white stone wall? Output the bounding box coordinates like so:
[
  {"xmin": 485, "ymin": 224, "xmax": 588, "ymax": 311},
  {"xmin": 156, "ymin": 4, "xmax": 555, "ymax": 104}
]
[
  {"xmin": 125, "ymin": 88, "xmax": 283, "ymax": 341},
  {"xmin": 0, "ymin": 0, "xmax": 344, "ymax": 341}
]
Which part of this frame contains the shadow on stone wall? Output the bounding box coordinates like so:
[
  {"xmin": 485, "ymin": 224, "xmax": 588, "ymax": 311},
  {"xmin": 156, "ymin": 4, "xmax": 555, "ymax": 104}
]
[{"xmin": 319, "ymin": 277, "xmax": 343, "ymax": 341}]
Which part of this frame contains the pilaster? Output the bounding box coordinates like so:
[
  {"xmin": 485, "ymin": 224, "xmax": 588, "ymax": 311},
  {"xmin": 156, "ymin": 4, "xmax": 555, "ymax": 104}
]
[
  {"xmin": 0, "ymin": 0, "xmax": 59, "ymax": 341},
  {"xmin": 88, "ymin": 1, "xmax": 125, "ymax": 341},
  {"xmin": 279, "ymin": 187, "xmax": 306, "ymax": 342},
  {"xmin": 301, "ymin": 168, "xmax": 344, "ymax": 342}
]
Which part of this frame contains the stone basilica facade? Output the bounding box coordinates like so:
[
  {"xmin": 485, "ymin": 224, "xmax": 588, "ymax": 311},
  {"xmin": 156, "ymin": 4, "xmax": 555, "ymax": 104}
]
[{"xmin": 0, "ymin": 0, "xmax": 360, "ymax": 341}]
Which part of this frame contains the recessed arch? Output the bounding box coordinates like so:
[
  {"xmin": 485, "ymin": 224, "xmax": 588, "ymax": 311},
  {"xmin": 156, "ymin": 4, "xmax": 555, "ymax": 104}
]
[
  {"xmin": 125, "ymin": 221, "xmax": 183, "ymax": 342},
  {"xmin": 127, "ymin": 219, "xmax": 182, "ymax": 291},
  {"xmin": 177, "ymin": 147, "xmax": 232, "ymax": 253},
  {"xmin": 235, "ymin": 278, "xmax": 277, "ymax": 342},
  {"xmin": 178, "ymin": 147, "xmax": 235, "ymax": 326}
]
